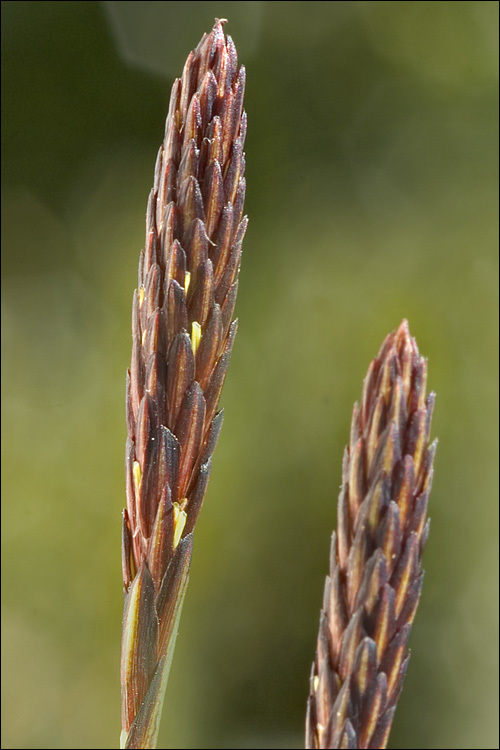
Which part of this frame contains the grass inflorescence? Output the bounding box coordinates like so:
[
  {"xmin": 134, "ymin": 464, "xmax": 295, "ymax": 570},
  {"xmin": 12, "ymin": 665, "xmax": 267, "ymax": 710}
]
[
  {"xmin": 120, "ymin": 20, "xmax": 247, "ymax": 749},
  {"xmin": 306, "ymin": 320, "xmax": 436, "ymax": 750}
]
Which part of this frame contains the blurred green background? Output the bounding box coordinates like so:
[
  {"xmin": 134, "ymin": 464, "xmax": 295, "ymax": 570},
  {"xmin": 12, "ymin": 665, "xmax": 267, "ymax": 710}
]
[{"xmin": 1, "ymin": 2, "xmax": 498, "ymax": 748}]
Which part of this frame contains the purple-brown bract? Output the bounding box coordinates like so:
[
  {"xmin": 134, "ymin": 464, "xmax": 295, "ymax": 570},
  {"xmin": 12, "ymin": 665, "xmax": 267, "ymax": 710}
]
[
  {"xmin": 306, "ymin": 320, "xmax": 436, "ymax": 749},
  {"xmin": 120, "ymin": 20, "xmax": 247, "ymax": 749}
]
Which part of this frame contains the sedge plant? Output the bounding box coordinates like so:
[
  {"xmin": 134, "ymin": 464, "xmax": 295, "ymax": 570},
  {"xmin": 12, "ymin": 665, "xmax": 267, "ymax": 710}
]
[
  {"xmin": 120, "ymin": 20, "xmax": 247, "ymax": 749},
  {"xmin": 306, "ymin": 320, "xmax": 436, "ymax": 749},
  {"xmin": 119, "ymin": 18, "xmax": 436, "ymax": 750}
]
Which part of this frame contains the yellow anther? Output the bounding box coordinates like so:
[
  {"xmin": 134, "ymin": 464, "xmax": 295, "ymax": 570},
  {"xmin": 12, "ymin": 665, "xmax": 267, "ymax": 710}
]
[
  {"xmin": 133, "ymin": 461, "xmax": 142, "ymax": 492},
  {"xmin": 172, "ymin": 501, "xmax": 188, "ymax": 549},
  {"xmin": 138, "ymin": 285, "xmax": 145, "ymax": 308},
  {"xmin": 184, "ymin": 271, "xmax": 191, "ymax": 295},
  {"xmin": 313, "ymin": 675, "xmax": 319, "ymax": 692},
  {"xmin": 191, "ymin": 321, "xmax": 202, "ymax": 354}
]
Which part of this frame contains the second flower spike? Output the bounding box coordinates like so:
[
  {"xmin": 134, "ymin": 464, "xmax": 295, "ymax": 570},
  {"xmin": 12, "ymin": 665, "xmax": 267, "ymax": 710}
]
[{"xmin": 306, "ymin": 320, "xmax": 436, "ymax": 750}]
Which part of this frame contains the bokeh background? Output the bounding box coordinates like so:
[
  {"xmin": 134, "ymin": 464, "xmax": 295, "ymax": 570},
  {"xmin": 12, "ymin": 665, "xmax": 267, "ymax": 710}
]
[{"xmin": 2, "ymin": 2, "xmax": 498, "ymax": 748}]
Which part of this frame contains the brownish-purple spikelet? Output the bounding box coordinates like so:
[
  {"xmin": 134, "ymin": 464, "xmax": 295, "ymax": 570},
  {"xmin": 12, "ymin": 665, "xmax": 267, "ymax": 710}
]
[
  {"xmin": 306, "ymin": 321, "xmax": 436, "ymax": 750},
  {"xmin": 120, "ymin": 21, "xmax": 247, "ymax": 746}
]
